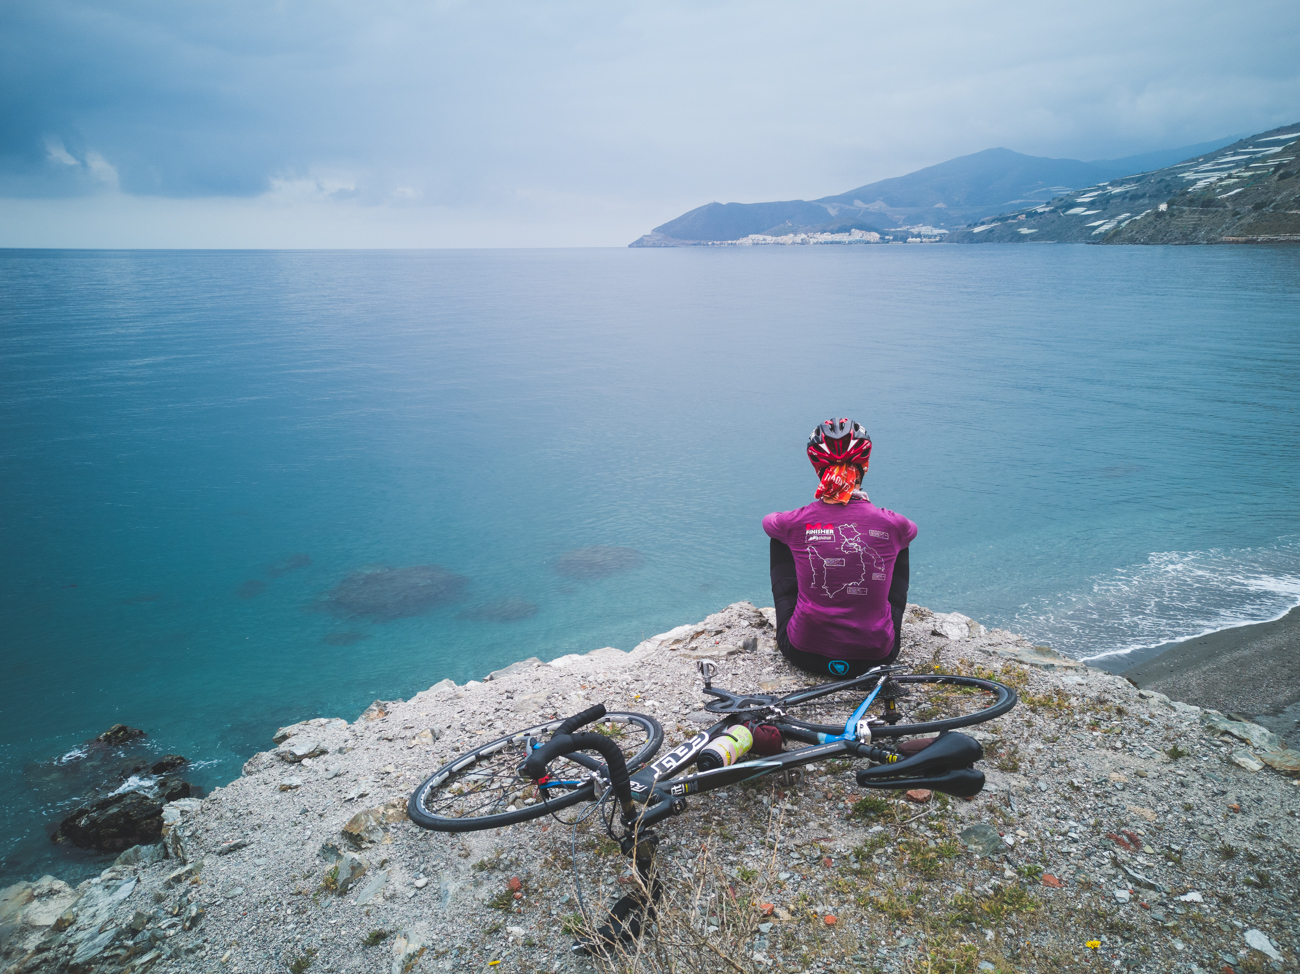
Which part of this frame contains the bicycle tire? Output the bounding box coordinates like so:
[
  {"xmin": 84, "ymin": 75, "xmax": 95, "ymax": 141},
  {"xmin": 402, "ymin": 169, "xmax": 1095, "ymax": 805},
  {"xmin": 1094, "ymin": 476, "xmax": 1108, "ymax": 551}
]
[
  {"xmin": 408, "ymin": 711, "xmax": 663, "ymax": 833},
  {"xmin": 777, "ymin": 674, "xmax": 1016, "ymax": 739}
]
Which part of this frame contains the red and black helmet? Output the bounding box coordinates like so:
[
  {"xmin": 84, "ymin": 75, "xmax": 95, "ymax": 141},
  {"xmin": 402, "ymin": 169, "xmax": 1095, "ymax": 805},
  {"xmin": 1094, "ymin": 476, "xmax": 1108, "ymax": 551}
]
[{"xmin": 807, "ymin": 418, "xmax": 872, "ymax": 474}]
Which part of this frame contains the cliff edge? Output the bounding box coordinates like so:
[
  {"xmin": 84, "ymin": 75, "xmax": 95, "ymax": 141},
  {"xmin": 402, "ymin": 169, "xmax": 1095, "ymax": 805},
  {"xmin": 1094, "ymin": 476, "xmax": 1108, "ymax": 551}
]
[{"xmin": 2, "ymin": 603, "xmax": 1297, "ymax": 974}]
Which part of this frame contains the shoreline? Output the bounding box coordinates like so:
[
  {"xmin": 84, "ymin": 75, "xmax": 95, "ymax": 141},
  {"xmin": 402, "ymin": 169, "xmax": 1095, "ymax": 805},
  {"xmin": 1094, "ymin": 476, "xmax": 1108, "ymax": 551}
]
[
  {"xmin": 1117, "ymin": 604, "xmax": 1300, "ymax": 748},
  {"xmin": 1, "ymin": 602, "xmax": 1298, "ymax": 974}
]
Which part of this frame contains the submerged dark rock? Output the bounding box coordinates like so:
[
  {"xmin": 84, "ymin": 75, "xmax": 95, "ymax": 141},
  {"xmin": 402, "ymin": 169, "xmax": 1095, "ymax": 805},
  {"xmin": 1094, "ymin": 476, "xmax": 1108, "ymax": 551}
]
[
  {"xmin": 96, "ymin": 725, "xmax": 146, "ymax": 746},
  {"xmin": 323, "ymin": 565, "xmax": 468, "ymax": 620},
  {"xmin": 458, "ymin": 597, "xmax": 540, "ymax": 623},
  {"xmin": 267, "ymin": 553, "xmax": 312, "ymax": 578},
  {"xmin": 149, "ymin": 754, "xmax": 188, "ymax": 775},
  {"xmin": 553, "ymin": 545, "xmax": 645, "ymax": 580},
  {"xmin": 323, "ymin": 631, "xmax": 370, "ymax": 646},
  {"xmin": 236, "ymin": 579, "xmax": 266, "ymax": 599}
]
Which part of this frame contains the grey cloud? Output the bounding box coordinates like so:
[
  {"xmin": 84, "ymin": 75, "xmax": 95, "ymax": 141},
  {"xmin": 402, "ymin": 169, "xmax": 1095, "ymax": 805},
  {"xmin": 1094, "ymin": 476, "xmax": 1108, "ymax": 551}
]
[{"xmin": 0, "ymin": 0, "xmax": 1297, "ymax": 243}]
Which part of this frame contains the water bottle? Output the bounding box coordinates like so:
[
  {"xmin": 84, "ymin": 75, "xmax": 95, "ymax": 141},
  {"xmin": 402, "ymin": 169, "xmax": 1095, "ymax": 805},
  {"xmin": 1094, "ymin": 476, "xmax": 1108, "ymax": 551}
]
[{"xmin": 696, "ymin": 725, "xmax": 754, "ymax": 771}]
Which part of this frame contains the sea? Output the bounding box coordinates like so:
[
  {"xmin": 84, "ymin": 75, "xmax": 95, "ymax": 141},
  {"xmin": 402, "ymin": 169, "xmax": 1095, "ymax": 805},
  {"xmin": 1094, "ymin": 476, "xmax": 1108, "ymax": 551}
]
[{"xmin": 2, "ymin": 244, "xmax": 1299, "ymax": 884}]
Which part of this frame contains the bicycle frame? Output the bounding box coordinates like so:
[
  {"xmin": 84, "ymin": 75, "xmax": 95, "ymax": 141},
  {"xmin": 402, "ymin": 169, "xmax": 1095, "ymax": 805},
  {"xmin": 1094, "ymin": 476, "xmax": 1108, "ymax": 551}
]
[{"xmin": 624, "ymin": 714, "xmax": 861, "ymax": 831}]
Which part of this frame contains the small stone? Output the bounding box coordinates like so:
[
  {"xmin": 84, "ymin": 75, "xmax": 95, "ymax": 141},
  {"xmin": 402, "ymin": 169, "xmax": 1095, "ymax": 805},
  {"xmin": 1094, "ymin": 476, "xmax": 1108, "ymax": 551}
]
[
  {"xmin": 1178, "ymin": 891, "xmax": 1204, "ymax": 903},
  {"xmin": 979, "ymin": 963, "xmax": 996, "ymax": 972},
  {"xmin": 218, "ymin": 838, "xmax": 250, "ymax": 855},
  {"xmin": 1228, "ymin": 751, "xmax": 1263, "ymax": 773},
  {"xmin": 777, "ymin": 872, "xmax": 792, "ymax": 881},
  {"xmin": 1042, "ymin": 874, "xmax": 1063, "ymax": 888},
  {"xmin": 279, "ymin": 777, "xmax": 304, "ymax": 791},
  {"xmin": 507, "ymin": 876, "xmax": 522, "ymax": 892},
  {"xmin": 1114, "ymin": 889, "xmax": 1131, "ymax": 903},
  {"xmin": 354, "ymin": 869, "xmax": 388, "ymax": 905},
  {"xmin": 823, "ymin": 915, "xmax": 837, "ymax": 926},
  {"xmin": 757, "ymin": 903, "xmax": 775, "ymax": 916},
  {"xmin": 959, "ymin": 823, "xmax": 1005, "ymax": 857},
  {"xmin": 1037, "ymin": 781, "xmax": 1048, "ymax": 792},
  {"xmin": 413, "ymin": 878, "xmax": 428, "ymax": 889},
  {"xmin": 407, "ymin": 729, "xmax": 436, "ymax": 748},
  {"xmin": 822, "ymin": 857, "xmax": 833, "ymax": 867},
  {"xmin": 335, "ymin": 853, "xmax": 368, "ymax": 893},
  {"xmin": 757, "ymin": 922, "xmax": 773, "ymax": 934},
  {"xmin": 904, "ymin": 789, "xmax": 932, "ymax": 803}
]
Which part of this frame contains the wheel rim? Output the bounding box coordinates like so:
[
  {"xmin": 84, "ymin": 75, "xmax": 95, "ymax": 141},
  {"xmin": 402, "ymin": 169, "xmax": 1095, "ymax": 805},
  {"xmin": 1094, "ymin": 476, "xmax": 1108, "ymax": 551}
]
[
  {"xmin": 412, "ymin": 712, "xmax": 660, "ymax": 827},
  {"xmin": 778, "ymin": 674, "xmax": 1013, "ymax": 738}
]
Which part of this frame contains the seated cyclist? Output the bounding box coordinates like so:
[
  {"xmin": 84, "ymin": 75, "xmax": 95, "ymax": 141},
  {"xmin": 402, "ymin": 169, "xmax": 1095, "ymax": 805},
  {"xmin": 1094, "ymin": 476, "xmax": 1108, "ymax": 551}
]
[{"xmin": 763, "ymin": 418, "xmax": 917, "ymax": 679}]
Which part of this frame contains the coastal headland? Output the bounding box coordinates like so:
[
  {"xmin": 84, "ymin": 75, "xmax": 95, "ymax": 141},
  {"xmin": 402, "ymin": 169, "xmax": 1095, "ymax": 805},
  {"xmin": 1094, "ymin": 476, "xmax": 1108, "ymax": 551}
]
[{"xmin": 2, "ymin": 604, "xmax": 1297, "ymax": 974}]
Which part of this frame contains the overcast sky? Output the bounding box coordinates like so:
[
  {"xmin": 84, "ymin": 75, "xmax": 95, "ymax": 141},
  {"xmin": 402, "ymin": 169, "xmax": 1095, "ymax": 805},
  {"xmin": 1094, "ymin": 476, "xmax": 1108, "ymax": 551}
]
[{"xmin": 2, "ymin": 0, "xmax": 1297, "ymax": 247}]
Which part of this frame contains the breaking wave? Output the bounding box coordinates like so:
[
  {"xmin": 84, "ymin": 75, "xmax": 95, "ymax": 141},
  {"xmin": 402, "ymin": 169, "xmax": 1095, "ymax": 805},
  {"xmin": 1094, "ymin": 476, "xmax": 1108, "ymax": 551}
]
[{"xmin": 1011, "ymin": 538, "xmax": 1300, "ymax": 663}]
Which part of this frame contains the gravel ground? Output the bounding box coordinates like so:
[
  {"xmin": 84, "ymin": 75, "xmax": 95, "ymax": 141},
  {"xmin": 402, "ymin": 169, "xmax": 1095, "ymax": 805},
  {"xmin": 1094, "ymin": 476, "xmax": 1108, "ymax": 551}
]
[{"xmin": 2, "ymin": 602, "xmax": 1298, "ymax": 974}]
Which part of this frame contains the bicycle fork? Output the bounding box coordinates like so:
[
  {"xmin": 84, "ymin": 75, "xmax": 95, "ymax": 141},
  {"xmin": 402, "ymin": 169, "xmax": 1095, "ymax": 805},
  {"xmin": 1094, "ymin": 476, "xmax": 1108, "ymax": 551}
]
[{"xmin": 574, "ymin": 828, "xmax": 663, "ymax": 957}]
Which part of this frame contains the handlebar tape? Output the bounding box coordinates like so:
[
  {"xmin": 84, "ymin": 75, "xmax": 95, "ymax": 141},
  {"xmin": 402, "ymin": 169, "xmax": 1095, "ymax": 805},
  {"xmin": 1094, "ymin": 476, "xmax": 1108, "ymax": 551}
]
[
  {"xmin": 519, "ymin": 729, "xmax": 632, "ymax": 807},
  {"xmin": 557, "ymin": 704, "xmax": 607, "ymax": 736}
]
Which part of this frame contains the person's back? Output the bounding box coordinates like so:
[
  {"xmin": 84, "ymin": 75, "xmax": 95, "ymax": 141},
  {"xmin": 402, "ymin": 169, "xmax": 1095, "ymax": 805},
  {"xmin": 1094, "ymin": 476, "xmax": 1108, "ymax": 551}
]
[{"xmin": 764, "ymin": 419, "xmax": 917, "ymax": 678}]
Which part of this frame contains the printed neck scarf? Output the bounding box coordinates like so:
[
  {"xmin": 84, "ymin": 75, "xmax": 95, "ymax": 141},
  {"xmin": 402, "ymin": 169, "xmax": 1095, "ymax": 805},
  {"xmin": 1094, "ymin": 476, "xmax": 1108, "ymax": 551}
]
[{"xmin": 815, "ymin": 464, "xmax": 861, "ymax": 505}]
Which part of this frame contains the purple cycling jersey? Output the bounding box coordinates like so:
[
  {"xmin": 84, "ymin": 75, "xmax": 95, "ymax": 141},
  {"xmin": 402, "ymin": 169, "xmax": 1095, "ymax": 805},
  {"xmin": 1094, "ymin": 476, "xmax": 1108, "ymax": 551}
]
[{"xmin": 762, "ymin": 497, "xmax": 917, "ymax": 660}]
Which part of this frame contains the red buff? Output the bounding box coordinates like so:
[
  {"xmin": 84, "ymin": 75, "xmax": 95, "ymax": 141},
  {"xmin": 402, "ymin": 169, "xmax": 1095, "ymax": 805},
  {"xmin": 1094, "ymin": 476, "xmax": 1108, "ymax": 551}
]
[{"xmin": 815, "ymin": 463, "xmax": 860, "ymax": 505}]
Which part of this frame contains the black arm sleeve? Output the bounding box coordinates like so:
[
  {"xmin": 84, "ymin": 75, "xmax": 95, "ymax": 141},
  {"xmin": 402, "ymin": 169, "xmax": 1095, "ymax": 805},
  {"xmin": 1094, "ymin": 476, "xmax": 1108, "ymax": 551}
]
[
  {"xmin": 769, "ymin": 538, "xmax": 799, "ymax": 637},
  {"xmin": 888, "ymin": 546, "xmax": 910, "ymax": 655}
]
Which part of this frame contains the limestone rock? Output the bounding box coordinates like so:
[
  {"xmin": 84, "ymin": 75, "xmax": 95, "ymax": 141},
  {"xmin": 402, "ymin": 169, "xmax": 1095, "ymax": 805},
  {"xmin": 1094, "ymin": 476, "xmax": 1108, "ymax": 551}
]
[
  {"xmin": 407, "ymin": 728, "xmax": 442, "ymax": 747},
  {"xmin": 114, "ymin": 843, "xmax": 167, "ymax": 867},
  {"xmin": 355, "ymin": 869, "xmax": 389, "ymax": 905},
  {"xmin": 981, "ymin": 642, "xmax": 1084, "ymax": 671},
  {"xmin": 343, "ymin": 800, "xmax": 408, "ymax": 847},
  {"xmin": 273, "ymin": 717, "xmax": 348, "ymax": 745},
  {"xmin": 333, "ymin": 853, "xmax": 369, "ymax": 894},
  {"xmin": 1230, "ymin": 749, "xmax": 1265, "ymax": 771},
  {"xmin": 485, "ymin": 658, "xmax": 543, "ymax": 681},
  {"xmin": 1243, "ymin": 929, "xmax": 1283, "ymax": 963},
  {"xmin": 958, "ymin": 823, "xmax": 1005, "ymax": 856},
  {"xmin": 931, "ymin": 612, "xmax": 980, "ymax": 641},
  {"xmin": 1203, "ymin": 711, "xmax": 1285, "ymax": 751},
  {"xmin": 391, "ymin": 928, "xmax": 427, "ymax": 973},
  {"xmin": 278, "ymin": 737, "xmax": 328, "ymax": 763},
  {"xmin": 509, "ymin": 693, "xmax": 548, "ymax": 713}
]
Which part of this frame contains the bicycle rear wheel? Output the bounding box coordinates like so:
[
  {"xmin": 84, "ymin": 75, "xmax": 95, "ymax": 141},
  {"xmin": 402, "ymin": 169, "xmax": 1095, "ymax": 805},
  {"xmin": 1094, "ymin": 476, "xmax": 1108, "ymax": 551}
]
[
  {"xmin": 408, "ymin": 711, "xmax": 663, "ymax": 832},
  {"xmin": 777, "ymin": 674, "xmax": 1015, "ymax": 740}
]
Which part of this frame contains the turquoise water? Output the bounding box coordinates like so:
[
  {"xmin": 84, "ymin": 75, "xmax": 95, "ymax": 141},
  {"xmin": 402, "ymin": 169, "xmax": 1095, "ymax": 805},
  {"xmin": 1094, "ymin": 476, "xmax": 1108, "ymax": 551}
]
[{"xmin": 2, "ymin": 245, "xmax": 1299, "ymax": 882}]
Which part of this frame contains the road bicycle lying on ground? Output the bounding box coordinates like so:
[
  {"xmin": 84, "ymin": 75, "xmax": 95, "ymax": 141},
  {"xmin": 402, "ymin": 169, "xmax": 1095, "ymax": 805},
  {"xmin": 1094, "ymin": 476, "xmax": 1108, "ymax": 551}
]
[{"xmin": 409, "ymin": 662, "xmax": 1017, "ymax": 954}]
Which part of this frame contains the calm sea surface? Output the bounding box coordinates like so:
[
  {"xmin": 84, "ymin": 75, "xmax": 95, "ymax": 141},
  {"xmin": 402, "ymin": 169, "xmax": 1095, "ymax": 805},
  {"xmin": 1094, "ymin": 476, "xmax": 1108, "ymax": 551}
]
[{"xmin": 2, "ymin": 245, "xmax": 1298, "ymax": 882}]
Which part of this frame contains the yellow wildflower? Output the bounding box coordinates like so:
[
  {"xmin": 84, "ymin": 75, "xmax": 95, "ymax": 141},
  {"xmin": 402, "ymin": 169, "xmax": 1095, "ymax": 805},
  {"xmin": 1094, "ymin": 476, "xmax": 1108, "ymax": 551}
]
[{"xmin": 1086, "ymin": 940, "xmax": 1101, "ymax": 950}]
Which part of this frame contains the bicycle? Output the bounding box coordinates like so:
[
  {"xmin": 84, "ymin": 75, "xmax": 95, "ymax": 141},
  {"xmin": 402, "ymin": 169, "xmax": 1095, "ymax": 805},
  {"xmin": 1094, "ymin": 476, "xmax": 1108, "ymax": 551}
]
[{"xmin": 408, "ymin": 661, "xmax": 1017, "ymax": 954}]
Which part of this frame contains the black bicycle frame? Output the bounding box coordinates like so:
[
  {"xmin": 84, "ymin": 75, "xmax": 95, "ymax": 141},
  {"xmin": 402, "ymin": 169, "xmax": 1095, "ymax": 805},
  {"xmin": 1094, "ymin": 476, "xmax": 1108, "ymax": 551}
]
[{"xmin": 622, "ymin": 716, "xmax": 861, "ymax": 831}]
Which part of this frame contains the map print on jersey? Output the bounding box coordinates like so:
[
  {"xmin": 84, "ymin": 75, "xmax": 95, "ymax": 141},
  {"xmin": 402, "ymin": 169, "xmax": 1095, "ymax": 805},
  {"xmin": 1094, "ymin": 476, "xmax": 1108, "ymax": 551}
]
[{"xmin": 807, "ymin": 524, "xmax": 885, "ymax": 598}]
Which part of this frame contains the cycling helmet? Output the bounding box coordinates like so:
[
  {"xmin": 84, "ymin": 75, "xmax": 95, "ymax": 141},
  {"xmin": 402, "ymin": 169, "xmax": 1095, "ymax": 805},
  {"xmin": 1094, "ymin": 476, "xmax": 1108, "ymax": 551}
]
[{"xmin": 807, "ymin": 418, "xmax": 872, "ymax": 474}]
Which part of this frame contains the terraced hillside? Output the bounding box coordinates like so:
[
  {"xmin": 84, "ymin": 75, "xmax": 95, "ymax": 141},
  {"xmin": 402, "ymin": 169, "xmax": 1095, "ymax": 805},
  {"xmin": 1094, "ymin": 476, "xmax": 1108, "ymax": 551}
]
[{"xmin": 945, "ymin": 124, "xmax": 1300, "ymax": 245}]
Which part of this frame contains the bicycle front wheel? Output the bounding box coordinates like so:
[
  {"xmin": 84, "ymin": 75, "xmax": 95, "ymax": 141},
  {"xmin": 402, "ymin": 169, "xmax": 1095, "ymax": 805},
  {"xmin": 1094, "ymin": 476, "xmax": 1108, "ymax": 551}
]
[
  {"xmin": 778, "ymin": 674, "xmax": 1016, "ymax": 740},
  {"xmin": 408, "ymin": 711, "xmax": 663, "ymax": 832}
]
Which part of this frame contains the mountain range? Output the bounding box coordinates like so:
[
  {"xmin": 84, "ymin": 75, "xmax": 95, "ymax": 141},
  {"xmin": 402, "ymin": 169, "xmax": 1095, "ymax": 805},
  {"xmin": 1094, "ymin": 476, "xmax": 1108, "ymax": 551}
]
[
  {"xmin": 946, "ymin": 124, "xmax": 1300, "ymax": 245},
  {"xmin": 629, "ymin": 137, "xmax": 1240, "ymax": 246}
]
